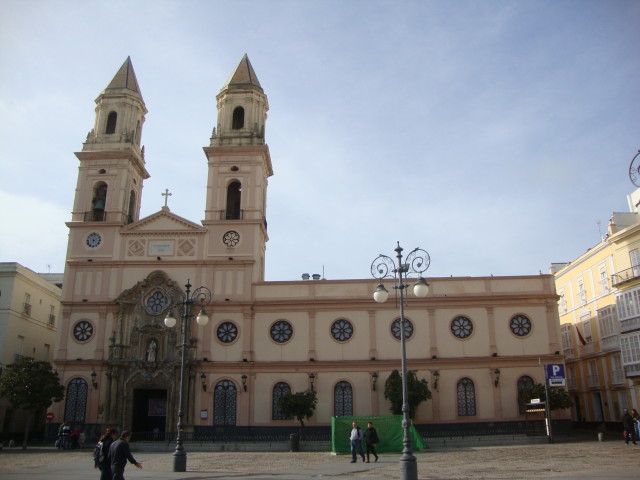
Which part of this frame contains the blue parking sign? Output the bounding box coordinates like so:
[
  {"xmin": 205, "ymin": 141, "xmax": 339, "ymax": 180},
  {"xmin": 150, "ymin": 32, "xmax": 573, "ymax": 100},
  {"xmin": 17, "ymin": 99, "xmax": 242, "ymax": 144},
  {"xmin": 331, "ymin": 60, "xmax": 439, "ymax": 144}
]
[{"xmin": 545, "ymin": 364, "xmax": 565, "ymax": 387}]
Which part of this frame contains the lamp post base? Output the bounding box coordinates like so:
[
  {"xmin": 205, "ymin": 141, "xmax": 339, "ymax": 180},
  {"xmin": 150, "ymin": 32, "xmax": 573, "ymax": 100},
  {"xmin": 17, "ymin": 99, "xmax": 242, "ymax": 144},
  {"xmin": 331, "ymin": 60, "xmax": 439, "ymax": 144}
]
[
  {"xmin": 399, "ymin": 453, "xmax": 417, "ymax": 480},
  {"xmin": 173, "ymin": 448, "xmax": 186, "ymax": 472}
]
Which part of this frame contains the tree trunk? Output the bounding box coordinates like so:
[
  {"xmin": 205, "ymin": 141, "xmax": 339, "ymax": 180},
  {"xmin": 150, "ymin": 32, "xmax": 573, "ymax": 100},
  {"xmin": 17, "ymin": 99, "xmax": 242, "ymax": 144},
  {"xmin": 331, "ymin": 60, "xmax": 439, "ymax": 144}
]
[{"xmin": 22, "ymin": 411, "xmax": 32, "ymax": 449}]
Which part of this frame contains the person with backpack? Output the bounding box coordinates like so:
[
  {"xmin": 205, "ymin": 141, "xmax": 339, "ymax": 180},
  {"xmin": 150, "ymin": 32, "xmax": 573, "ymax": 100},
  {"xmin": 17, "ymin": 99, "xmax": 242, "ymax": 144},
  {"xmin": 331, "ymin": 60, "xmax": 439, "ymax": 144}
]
[{"xmin": 94, "ymin": 428, "xmax": 118, "ymax": 480}]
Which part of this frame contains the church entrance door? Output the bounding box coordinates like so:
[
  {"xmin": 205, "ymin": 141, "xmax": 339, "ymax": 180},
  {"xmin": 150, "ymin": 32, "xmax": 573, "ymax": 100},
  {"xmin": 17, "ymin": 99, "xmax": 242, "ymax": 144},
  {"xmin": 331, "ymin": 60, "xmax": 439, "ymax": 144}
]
[{"xmin": 132, "ymin": 389, "xmax": 167, "ymax": 435}]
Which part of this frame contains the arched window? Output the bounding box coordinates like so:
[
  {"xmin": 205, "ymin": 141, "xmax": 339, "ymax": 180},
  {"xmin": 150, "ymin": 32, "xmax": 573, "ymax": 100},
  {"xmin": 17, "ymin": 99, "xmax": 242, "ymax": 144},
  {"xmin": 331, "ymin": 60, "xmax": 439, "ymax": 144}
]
[
  {"xmin": 334, "ymin": 381, "xmax": 353, "ymax": 417},
  {"xmin": 232, "ymin": 107, "xmax": 244, "ymax": 129},
  {"xmin": 214, "ymin": 380, "xmax": 236, "ymax": 426},
  {"xmin": 64, "ymin": 378, "xmax": 88, "ymax": 422},
  {"xmin": 517, "ymin": 375, "xmax": 535, "ymax": 414},
  {"xmin": 272, "ymin": 382, "xmax": 291, "ymax": 420},
  {"xmin": 225, "ymin": 181, "xmax": 241, "ymax": 220},
  {"xmin": 457, "ymin": 378, "xmax": 476, "ymax": 416},
  {"xmin": 106, "ymin": 111, "xmax": 117, "ymax": 134},
  {"xmin": 91, "ymin": 182, "xmax": 108, "ymax": 221},
  {"xmin": 127, "ymin": 191, "xmax": 136, "ymax": 224},
  {"xmin": 135, "ymin": 120, "xmax": 141, "ymax": 144}
]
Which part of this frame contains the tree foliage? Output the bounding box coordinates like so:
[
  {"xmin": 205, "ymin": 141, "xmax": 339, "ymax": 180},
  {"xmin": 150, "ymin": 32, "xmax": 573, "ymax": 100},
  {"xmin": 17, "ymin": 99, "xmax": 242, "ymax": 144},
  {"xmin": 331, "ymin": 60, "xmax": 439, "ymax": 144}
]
[
  {"xmin": 520, "ymin": 383, "xmax": 573, "ymax": 411},
  {"xmin": 278, "ymin": 389, "xmax": 318, "ymax": 430},
  {"xmin": 383, "ymin": 369, "xmax": 432, "ymax": 419},
  {"xmin": 0, "ymin": 358, "xmax": 64, "ymax": 448}
]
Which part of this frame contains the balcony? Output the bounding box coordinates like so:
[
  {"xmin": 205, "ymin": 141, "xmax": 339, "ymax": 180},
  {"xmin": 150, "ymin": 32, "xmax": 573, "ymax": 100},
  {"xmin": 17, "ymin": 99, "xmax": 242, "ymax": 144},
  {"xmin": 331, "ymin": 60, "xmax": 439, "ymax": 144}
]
[
  {"xmin": 586, "ymin": 374, "xmax": 600, "ymax": 389},
  {"xmin": 600, "ymin": 335, "xmax": 620, "ymax": 352},
  {"xmin": 579, "ymin": 343, "xmax": 596, "ymax": 356},
  {"xmin": 620, "ymin": 316, "xmax": 640, "ymax": 334},
  {"xmin": 624, "ymin": 363, "xmax": 640, "ymax": 377},
  {"xmin": 563, "ymin": 347, "xmax": 575, "ymax": 360},
  {"xmin": 611, "ymin": 369, "xmax": 626, "ymax": 385},
  {"xmin": 48, "ymin": 314, "xmax": 56, "ymax": 326},
  {"xmin": 612, "ymin": 266, "xmax": 640, "ymax": 287},
  {"xmin": 22, "ymin": 303, "xmax": 31, "ymax": 315}
]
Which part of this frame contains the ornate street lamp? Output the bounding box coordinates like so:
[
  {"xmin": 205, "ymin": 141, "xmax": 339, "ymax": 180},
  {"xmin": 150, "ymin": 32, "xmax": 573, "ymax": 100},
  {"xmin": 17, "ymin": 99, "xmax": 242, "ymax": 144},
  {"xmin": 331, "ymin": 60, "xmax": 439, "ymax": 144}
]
[
  {"xmin": 164, "ymin": 280, "xmax": 211, "ymax": 472},
  {"xmin": 371, "ymin": 242, "xmax": 430, "ymax": 480}
]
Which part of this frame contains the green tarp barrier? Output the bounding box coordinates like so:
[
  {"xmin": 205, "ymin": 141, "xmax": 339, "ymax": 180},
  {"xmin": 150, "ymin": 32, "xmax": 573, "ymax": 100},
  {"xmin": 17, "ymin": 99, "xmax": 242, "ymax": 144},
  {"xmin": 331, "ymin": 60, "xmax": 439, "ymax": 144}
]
[{"xmin": 331, "ymin": 415, "xmax": 428, "ymax": 453}]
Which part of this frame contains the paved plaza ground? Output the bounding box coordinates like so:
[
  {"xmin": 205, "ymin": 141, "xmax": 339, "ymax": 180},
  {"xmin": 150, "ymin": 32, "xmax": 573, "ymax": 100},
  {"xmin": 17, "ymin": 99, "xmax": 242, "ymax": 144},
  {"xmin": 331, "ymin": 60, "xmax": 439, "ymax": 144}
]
[{"xmin": 1, "ymin": 438, "xmax": 639, "ymax": 479}]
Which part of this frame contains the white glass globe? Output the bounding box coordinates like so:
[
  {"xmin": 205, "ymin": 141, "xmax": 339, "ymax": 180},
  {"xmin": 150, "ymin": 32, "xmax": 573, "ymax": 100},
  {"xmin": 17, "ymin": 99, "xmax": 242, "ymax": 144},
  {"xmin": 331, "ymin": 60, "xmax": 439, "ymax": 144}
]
[
  {"xmin": 164, "ymin": 312, "xmax": 177, "ymax": 328},
  {"xmin": 373, "ymin": 284, "xmax": 389, "ymax": 303},
  {"xmin": 196, "ymin": 309, "xmax": 209, "ymax": 326},
  {"xmin": 413, "ymin": 277, "xmax": 429, "ymax": 298}
]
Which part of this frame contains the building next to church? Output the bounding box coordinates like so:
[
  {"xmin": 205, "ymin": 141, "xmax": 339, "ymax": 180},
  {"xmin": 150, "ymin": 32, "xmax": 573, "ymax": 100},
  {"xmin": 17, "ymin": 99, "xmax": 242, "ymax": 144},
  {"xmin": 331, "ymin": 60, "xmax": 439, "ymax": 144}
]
[
  {"xmin": 51, "ymin": 56, "xmax": 565, "ymax": 437},
  {"xmin": 552, "ymin": 189, "xmax": 640, "ymax": 425},
  {"xmin": 0, "ymin": 262, "xmax": 61, "ymax": 439}
]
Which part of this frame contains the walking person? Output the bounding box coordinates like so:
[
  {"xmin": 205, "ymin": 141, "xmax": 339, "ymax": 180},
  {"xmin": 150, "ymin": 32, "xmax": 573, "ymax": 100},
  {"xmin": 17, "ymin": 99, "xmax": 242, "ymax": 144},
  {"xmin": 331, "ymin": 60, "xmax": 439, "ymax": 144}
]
[
  {"xmin": 622, "ymin": 408, "xmax": 637, "ymax": 445},
  {"xmin": 364, "ymin": 421, "xmax": 379, "ymax": 463},
  {"xmin": 349, "ymin": 422, "xmax": 365, "ymax": 463},
  {"xmin": 109, "ymin": 431, "xmax": 142, "ymax": 480},
  {"xmin": 59, "ymin": 421, "xmax": 71, "ymax": 450},
  {"xmin": 632, "ymin": 409, "xmax": 640, "ymax": 440},
  {"xmin": 94, "ymin": 428, "xmax": 118, "ymax": 480}
]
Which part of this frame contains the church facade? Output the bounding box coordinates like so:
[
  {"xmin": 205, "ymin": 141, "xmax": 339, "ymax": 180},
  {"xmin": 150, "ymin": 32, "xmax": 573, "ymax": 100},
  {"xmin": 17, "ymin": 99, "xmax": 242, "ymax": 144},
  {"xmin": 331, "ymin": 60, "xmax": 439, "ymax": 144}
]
[{"xmin": 52, "ymin": 56, "xmax": 564, "ymax": 436}]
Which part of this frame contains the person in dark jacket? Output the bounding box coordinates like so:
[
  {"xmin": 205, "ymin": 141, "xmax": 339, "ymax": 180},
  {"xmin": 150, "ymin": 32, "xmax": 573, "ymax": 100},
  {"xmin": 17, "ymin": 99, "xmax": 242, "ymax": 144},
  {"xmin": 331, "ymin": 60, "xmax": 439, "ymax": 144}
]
[
  {"xmin": 109, "ymin": 431, "xmax": 142, "ymax": 479},
  {"xmin": 364, "ymin": 421, "xmax": 379, "ymax": 462},
  {"xmin": 622, "ymin": 408, "xmax": 637, "ymax": 445},
  {"xmin": 94, "ymin": 428, "xmax": 118, "ymax": 480}
]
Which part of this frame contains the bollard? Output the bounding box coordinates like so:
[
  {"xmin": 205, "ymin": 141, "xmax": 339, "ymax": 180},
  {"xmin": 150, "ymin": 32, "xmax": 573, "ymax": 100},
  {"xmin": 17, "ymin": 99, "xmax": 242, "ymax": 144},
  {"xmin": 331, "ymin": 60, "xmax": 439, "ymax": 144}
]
[
  {"xmin": 289, "ymin": 432, "xmax": 300, "ymax": 452},
  {"xmin": 597, "ymin": 432, "xmax": 604, "ymax": 442}
]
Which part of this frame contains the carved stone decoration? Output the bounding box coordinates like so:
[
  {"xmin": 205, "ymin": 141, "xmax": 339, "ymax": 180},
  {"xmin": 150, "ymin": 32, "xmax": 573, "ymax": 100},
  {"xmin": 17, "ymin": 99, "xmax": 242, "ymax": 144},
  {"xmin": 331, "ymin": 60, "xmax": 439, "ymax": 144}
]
[{"xmin": 104, "ymin": 270, "xmax": 195, "ymax": 432}]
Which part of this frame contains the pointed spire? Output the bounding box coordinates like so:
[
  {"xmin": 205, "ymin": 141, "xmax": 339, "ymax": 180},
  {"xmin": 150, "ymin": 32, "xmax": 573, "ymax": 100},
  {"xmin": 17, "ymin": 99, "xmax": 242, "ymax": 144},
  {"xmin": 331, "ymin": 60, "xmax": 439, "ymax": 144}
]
[
  {"xmin": 105, "ymin": 57, "xmax": 143, "ymax": 97},
  {"xmin": 222, "ymin": 54, "xmax": 263, "ymax": 92}
]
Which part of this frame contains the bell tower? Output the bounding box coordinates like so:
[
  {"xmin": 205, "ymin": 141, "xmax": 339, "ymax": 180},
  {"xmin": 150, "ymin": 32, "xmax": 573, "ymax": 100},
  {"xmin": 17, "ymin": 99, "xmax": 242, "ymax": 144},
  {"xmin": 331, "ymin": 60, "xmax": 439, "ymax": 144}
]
[
  {"xmin": 203, "ymin": 54, "xmax": 272, "ymax": 283},
  {"xmin": 71, "ymin": 57, "xmax": 149, "ymax": 227},
  {"xmin": 66, "ymin": 57, "xmax": 150, "ymax": 263}
]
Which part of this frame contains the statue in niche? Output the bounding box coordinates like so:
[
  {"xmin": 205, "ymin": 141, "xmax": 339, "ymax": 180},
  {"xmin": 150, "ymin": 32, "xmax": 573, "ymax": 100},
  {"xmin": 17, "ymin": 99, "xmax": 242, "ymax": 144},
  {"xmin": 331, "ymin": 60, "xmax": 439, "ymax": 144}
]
[{"xmin": 147, "ymin": 339, "xmax": 157, "ymax": 362}]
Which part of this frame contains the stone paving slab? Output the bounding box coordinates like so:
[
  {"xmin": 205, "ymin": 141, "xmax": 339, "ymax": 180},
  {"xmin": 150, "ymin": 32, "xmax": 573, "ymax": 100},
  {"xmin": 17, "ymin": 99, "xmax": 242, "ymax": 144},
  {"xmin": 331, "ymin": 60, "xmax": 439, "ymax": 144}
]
[{"xmin": 1, "ymin": 440, "xmax": 640, "ymax": 479}]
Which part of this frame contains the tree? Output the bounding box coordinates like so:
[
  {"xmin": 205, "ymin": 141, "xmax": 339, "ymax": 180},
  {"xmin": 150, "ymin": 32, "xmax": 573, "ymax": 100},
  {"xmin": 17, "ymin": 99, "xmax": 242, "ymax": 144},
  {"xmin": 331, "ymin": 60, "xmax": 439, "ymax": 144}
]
[
  {"xmin": 520, "ymin": 383, "xmax": 573, "ymax": 411},
  {"xmin": 0, "ymin": 359, "xmax": 64, "ymax": 448},
  {"xmin": 384, "ymin": 369, "xmax": 432, "ymax": 419},
  {"xmin": 278, "ymin": 389, "xmax": 318, "ymax": 437}
]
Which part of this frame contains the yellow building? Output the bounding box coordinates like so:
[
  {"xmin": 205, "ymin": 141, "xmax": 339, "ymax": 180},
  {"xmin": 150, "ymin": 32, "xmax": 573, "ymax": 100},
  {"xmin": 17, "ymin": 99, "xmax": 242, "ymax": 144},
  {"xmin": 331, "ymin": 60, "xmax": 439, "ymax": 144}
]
[
  {"xmin": 553, "ymin": 194, "xmax": 640, "ymax": 424},
  {"xmin": 51, "ymin": 56, "xmax": 564, "ymax": 439},
  {"xmin": 0, "ymin": 262, "xmax": 61, "ymax": 439}
]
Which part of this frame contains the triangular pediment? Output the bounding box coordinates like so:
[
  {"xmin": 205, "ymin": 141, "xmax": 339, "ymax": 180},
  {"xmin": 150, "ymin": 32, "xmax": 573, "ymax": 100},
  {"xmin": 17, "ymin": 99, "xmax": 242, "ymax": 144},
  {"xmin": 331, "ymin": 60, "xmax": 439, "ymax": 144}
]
[{"xmin": 121, "ymin": 207, "xmax": 206, "ymax": 234}]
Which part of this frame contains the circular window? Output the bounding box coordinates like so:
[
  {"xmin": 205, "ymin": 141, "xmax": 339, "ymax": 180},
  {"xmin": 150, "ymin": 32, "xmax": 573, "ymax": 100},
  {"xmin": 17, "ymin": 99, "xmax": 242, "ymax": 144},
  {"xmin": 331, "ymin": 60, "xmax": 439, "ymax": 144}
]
[
  {"xmin": 510, "ymin": 314, "xmax": 532, "ymax": 337},
  {"xmin": 331, "ymin": 319, "xmax": 354, "ymax": 342},
  {"xmin": 270, "ymin": 320, "xmax": 293, "ymax": 343},
  {"xmin": 222, "ymin": 230, "xmax": 240, "ymax": 247},
  {"xmin": 145, "ymin": 291, "xmax": 167, "ymax": 315},
  {"xmin": 451, "ymin": 316, "xmax": 473, "ymax": 339},
  {"xmin": 217, "ymin": 321, "xmax": 239, "ymax": 343},
  {"xmin": 391, "ymin": 318, "xmax": 413, "ymax": 341},
  {"xmin": 73, "ymin": 320, "xmax": 93, "ymax": 342}
]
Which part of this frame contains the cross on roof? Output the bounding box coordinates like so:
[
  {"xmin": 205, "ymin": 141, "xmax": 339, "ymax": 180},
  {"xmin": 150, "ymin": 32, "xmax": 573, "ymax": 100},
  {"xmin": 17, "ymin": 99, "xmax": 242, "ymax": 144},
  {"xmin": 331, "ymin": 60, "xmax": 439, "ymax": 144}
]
[{"xmin": 162, "ymin": 188, "xmax": 172, "ymax": 208}]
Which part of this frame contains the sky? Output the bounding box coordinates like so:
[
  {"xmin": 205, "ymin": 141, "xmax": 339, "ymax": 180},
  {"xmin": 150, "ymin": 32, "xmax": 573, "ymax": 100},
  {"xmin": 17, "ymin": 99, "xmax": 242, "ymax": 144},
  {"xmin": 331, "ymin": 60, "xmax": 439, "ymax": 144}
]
[{"xmin": 0, "ymin": 0, "xmax": 638, "ymax": 282}]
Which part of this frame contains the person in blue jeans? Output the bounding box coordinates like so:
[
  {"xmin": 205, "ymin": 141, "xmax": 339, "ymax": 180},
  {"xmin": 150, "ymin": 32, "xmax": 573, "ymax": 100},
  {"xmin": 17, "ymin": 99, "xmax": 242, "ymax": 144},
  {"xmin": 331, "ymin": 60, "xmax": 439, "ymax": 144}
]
[{"xmin": 349, "ymin": 422, "xmax": 365, "ymax": 463}]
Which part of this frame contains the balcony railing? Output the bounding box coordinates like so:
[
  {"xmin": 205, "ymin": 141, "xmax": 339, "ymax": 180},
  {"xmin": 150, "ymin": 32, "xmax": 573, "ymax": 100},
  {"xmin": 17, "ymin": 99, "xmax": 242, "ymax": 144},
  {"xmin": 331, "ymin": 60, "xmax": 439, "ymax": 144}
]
[
  {"xmin": 48, "ymin": 314, "xmax": 56, "ymax": 326},
  {"xmin": 579, "ymin": 343, "xmax": 596, "ymax": 356},
  {"xmin": 586, "ymin": 374, "xmax": 600, "ymax": 388},
  {"xmin": 611, "ymin": 369, "xmax": 625, "ymax": 385},
  {"xmin": 23, "ymin": 303, "xmax": 31, "ymax": 315},
  {"xmin": 620, "ymin": 316, "xmax": 640, "ymax": 334},
  {"xmin": 624, "ymin": 363, "xmax": 640, "ymax": 377},
  {"xmin": 563, "ymin": 347, "xmax": 575, "ymax": 360},
  {"xmin": 600, "ymin": 335, "xmax": 620, "ymax": 351},
  {"xmin": 84, "ymin": 210, "xmax": 106, "ymax": 222},
  {"xmin": 612, "ymin": 266, "xmax": 640, "ymax": 287}
]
